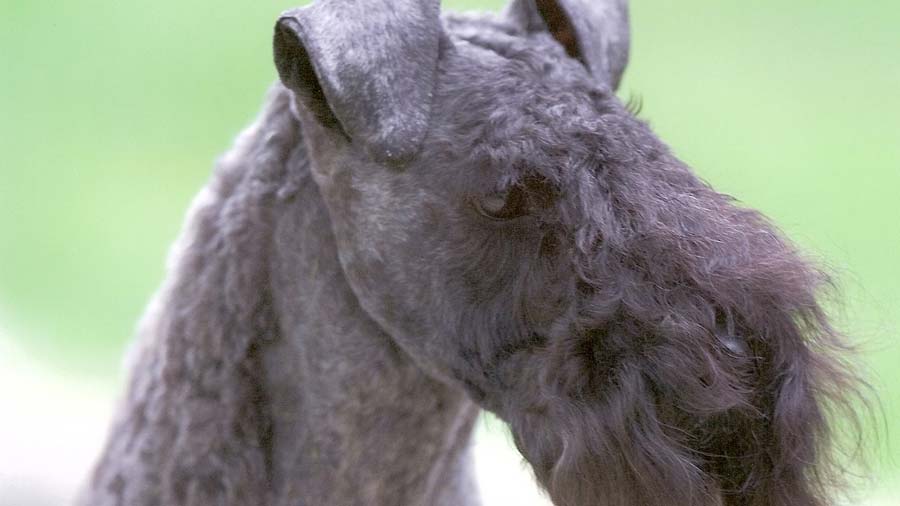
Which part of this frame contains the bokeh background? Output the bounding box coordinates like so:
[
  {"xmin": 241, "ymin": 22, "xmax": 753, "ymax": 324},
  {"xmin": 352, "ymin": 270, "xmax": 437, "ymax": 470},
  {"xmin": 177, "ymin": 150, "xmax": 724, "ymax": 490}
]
[{"xmin": 1, "ymin": 1, "xmax": 898, "ymax": 504}]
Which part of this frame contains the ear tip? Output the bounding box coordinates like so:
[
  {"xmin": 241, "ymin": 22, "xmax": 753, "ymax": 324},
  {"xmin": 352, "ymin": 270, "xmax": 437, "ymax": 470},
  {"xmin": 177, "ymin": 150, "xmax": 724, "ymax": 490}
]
[
  {"xmin": 366, "ymin": 131, "xmax": 426, "ymax": 165},
  {"xmin": 272, "ymin": 25, "xmax": 294, "ymax": 82},
  {"xmin": 274, "ymin": 11, "xmax": 304, "ymax": 44},
  {"xmin": 275, "ymin": 17, "xmax": 297, "ymax": 33},
  {"xmin": 273, "ymin": 8, "xmax": 310, "ymax": 47},
  {"xmin": 272, "ymin": 12, "xmax": 311, "ymax": 85}
]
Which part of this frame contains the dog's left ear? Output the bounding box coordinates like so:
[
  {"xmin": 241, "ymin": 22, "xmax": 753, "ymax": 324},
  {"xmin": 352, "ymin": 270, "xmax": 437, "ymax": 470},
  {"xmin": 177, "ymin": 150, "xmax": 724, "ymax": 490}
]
[
  {"xmin": 505, "ymin": 0, "xmax": 630, "ymax": 89},
  {"xmin": 274, "ymin": 0, "xmax": 443, "ymax": 163}
]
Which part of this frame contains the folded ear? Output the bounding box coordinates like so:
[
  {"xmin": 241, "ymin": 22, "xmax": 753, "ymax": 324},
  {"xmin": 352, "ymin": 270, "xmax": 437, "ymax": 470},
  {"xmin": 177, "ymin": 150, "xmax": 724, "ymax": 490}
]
[
  {"xmin": 505, "ymin": 0, "xmax": 630, "ymax": 89},
  {"xmin": 273, "ymin": 0, "xmax": 443, "ymax": 163}
]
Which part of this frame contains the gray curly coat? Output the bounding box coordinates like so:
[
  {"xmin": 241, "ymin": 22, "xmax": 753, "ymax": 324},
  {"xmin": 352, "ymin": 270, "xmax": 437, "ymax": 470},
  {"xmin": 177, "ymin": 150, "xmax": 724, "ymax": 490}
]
[{"xmin": 79, "ymin": 1, "xmax": 866, "ymax": 505}]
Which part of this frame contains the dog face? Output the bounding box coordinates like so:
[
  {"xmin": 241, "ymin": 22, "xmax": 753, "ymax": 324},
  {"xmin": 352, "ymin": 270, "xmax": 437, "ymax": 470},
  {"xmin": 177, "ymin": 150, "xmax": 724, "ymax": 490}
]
[{"xmin": 274, "ymin": 1, "xmax": 863, "ymax": 505}]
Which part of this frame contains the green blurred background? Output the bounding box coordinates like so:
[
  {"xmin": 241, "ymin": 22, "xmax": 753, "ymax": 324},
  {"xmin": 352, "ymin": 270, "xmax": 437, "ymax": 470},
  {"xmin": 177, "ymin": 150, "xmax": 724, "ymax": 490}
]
[{"xmin": 1, "ymin": 0, "xmax": 897, "ymax": 504}]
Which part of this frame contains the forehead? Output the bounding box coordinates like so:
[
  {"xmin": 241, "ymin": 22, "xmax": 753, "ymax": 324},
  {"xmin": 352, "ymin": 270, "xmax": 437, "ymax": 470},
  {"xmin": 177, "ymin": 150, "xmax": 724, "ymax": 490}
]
[
  {"xmin": 441, "ymin": 12, "xmax": 601, "ymax": 95},
  {"xmin": 428, "ymin": 13, "xmax": 616, "ymax": 179},
  {"xmin": 437, "ymin": 12, "xmax": 614, "ymax": 129}
]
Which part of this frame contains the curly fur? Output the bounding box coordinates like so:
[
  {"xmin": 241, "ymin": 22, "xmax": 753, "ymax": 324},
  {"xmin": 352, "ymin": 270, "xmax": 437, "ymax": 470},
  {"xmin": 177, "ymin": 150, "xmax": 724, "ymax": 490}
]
[
  {"xmin": 498, "ymin": 102, "xmax": 864, "ymax": 506},
  {"xmin": 80, "ymin": 3, "xmax": 869, "ymax": 506},
  {"xmin": 79, "ymin": 88, "xmax": 298, "ymax": 505},
  {"xmin": 426, "ymin": 18, "xmax": 871, "ymax": 506}
]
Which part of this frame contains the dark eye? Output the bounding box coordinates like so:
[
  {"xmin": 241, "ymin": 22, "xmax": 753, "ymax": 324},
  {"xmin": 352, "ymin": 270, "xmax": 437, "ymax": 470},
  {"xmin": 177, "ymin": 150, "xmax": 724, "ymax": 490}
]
[
  {"xmin": 473, "ymin": 176, "xmax": 557, "ymax": 221},
  {"xmin": 475, "ymin": 185, "xmax": 530, "ymax": 220}
]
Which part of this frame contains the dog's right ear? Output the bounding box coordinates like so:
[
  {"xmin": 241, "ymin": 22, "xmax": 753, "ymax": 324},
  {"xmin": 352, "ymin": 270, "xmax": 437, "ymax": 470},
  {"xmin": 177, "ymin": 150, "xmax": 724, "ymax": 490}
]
[{"xmin": 273, "ymin": 0, "xmax": 443, "ymax": 164}]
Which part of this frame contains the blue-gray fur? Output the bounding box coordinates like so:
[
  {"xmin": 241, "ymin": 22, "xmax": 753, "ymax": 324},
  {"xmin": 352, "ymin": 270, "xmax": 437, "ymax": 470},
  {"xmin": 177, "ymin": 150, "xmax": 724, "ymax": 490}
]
[
  {"xmin": 80, "ymin": 1, "xmax": 867, "ymax": 505},
  {"xmin": 504, "ymin": 0, "xmax": 629, "ymax": 88},
  {"xmin": 274, "ymin": 0, "xmax": 443, "ymax": 163},
  {"xmin": 79, "ymin": 86, "xmax": 481, "ymax": 506}
]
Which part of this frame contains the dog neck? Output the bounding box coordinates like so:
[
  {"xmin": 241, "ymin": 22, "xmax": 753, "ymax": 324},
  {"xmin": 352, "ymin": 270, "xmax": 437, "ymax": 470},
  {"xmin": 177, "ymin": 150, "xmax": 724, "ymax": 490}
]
[
  {"xmin": 80, "ymin": 87, "xmax": 481, "ymax": 506},
  {"xmin": 262, "ymin": 159, "xmax": 481, "ymax": 505}
]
